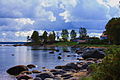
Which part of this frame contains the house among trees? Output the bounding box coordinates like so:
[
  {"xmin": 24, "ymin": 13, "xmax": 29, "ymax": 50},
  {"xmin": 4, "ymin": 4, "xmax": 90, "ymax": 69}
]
[{"xmin": 100, "ymin": 31, "xmax": 108, "ymax": 40}]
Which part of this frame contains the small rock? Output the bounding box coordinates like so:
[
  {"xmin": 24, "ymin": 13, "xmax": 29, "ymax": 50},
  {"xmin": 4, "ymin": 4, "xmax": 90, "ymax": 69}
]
[
  {"xmin": 58, "ymin": 53, "xmax": 62, "ymax": 55},
  {"xmin": 49, "ymin": 51, "xmax": 54, "ymax": 54},
  {"xmin": 58, "ymin": 56, "xmax": 62, "ymax": 59},
  {"xmin": 34, "ymin": 77, "xmax": 42, "ymax": 80},
  {"xmin": 56, "ymin": 50, "xmax": 59, "ymax": 52},
  {"xmin": 55, "ymin": 66, "xmax": 64, "ymax": 69},
  {"xmin": 45, "ymin": 78, "xmax": 53, "ymax": 80},
  {"xmin": 32, "ymin": 70, "xmax": 41, "ymax": 73},
  {"xmin": 20, "ymin": 71, "xmax": 32, "ymax": 74},
  {"xmin": 27, "ymin": 64, "xmax": 37, "ymax": 69},
  {"xmin": 36, "ymin": 72, "xmax": 54, "ymax": 80},
  {"xmin": 16, "ymin": 74, "xmax": 33, "ymax": 80}
]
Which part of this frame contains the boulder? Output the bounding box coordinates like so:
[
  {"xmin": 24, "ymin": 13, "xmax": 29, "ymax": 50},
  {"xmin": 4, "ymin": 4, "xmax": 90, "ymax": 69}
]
[
  {"xmin": 34, "ymin": 77, "xmax": 42, "ymax": 80},
  {"xmin": 80, "ymin": 62, "xmax": 93, "ymax": 70},
  {"xmin": 63, "ymin": 63, "xmax": 80, "ymax": 71},
  {"xmin": 61, "ymin": 74, "xmax": 73, "ymax": 79},
  {"xmin": 16, "ymin": 74, "xmax": 33, "ymax": 80},
  {"xmin": 7, "ymin": 65, "xmax": 29, "ymax": 75},
  {"xmin": 32, "ymin": 70, "xmax": 41, "ymax": 73},
  {"xmin": 27, "ymin": 64, "xmax": 37, "ymax": 69},
  {"xmin": 20, "ymin": 71, "xmax": 32, "ymax": 74},
  {"xmin": 82, "ymin": 49, "xmax": 105, "ymax": 59},
  {"xmin": 36, "ymin": 72, "xmax": 54, "ymax": 80},
  {"xmin": 52, "ymin": 70, "xmax": 66, "ymax": 75}
]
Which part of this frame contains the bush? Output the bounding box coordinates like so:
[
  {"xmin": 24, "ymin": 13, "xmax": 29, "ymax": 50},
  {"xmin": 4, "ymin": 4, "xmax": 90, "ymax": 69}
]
[{"xmin": 90, "ymin": 47, "xmax": 120, "ymax": 80}]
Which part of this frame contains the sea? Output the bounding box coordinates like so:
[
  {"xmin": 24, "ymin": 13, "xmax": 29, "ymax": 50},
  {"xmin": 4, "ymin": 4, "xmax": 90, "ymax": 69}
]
[{"xmin": 0, "ymin": 43, "xmax": 81, "ymax": 80}]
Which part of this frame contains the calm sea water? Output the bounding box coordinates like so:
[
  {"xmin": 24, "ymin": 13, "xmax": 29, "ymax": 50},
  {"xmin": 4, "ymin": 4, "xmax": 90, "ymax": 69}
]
[{"xmin": 0, "ymin": 46, "xmax": 80, "ymax": 80}]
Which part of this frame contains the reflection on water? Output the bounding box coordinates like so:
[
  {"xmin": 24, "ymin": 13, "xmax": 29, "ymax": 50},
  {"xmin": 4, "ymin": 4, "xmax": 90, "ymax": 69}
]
[{"xmin": 0, "ymin": 46, "xmax": 79, "ymax": 80}]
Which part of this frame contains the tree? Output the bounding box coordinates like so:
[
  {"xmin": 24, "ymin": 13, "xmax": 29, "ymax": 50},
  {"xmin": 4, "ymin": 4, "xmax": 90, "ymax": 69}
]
[
  {"xmin": 52, "ymin": 31, "xmax": 56, "ymax": 41},
  {"xmin": 61, "ymin": 29, "xmax": 69, "ymax": 41},
  {"xmin": 56, "ymin": 32, "xmax": 60, "ymax": 41},
  {"xmin": 70, "ymin": 30, "xmax": 77, "ymax": 40},
  {"xmin": 79, "ymin": 27, "xmax": 87, "ymax": 38},
  {"xmin": 42, "ymin": 31, "xmax": 48, "ymax": 43},
  {"xmin": 31, "ymin": 31, "xmax": 40, "ymax": 43},
  {"xmin": 27, "ymin": 36, "xmax": 31, "ymax": 42},
  {"xmin": 105, "ymin": 18, "xmax": 120, "ymax": 44},
  {"xmin": 48, "ymin": 31, "xmax": 56, "ymax": 42}
]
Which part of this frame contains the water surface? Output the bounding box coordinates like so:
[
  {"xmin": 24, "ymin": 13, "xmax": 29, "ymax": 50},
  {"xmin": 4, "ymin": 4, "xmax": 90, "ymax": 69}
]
[{"xmin": 0, "ymin": 46, "xmax": 80, "ymax": 80}]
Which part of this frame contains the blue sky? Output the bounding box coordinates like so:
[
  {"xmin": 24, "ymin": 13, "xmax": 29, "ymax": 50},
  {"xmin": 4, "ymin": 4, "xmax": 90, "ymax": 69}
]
[{"xmin": 0, "ymin": 0, "xmax": 120, "ymax": 41}]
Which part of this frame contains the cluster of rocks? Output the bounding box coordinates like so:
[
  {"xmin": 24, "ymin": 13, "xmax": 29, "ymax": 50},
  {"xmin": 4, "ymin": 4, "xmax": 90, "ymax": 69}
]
[
  {"xmin": 7, "ymin": 47, "xmax": 106, "ymax": 80},
  {"xmin": 6, "ymin": 58, "xmax": 102, "ymax": 80},
  {"xmin": 75, "ymin": 47, "xmax": 106, "ymax": 59}
]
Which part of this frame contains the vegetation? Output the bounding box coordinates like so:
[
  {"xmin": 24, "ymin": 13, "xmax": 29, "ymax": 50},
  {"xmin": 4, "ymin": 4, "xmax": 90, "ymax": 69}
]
[
  {"xmin": 31, "ymin": 31, "xmax": 40, "ymax": 43},
  {"xmin": 82, "ymin": 46, "xmax": 120, "ymax": 80},
  {"xmin": 42, "ymin": 31, "xmax": 48, "ymax": 43},
  {"xmin": 70, "ymin": 30, "xmax": 77, "ymax": 40},
  {"xmin": 61, "ymin": 29, "xmax": 69, "ymax": 41},
  {"xmin": 79, "ymin": 27, "xmax": 87, "ymax": 38},
  {"xmin": 105, "ymin": 18, "xmax": 120, "ymax": 44},
  {"xmin": 48, "ymin": 31, "xmax": 56, "ymax": 43}
]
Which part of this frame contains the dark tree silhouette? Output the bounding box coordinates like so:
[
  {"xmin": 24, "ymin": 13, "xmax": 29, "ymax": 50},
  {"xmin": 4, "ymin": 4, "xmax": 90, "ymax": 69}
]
[
  {"xmin": 70, "ymin": 30, "xmax": 77, "ymax": 40},
  {"xmin": 79, "ymin": 27, "xmax": 87, "ymax": 39},
  {"xmin": 48, "ymin": 31, "xmax": 56, "ymax": 42},
  {"xmin": 31, "ymin": 31, "xmax": 40, "ymax": 43},
  {"xmin": 105, "ymin": 18, "xmax": 120, "ymax": 44},
  {"xmin": 61, "ymin": 29, "xmax": 69, "ymax": 41},
  {"xmin": 42, "ymin": 31, "xmax": 48, "ymax": 43}
]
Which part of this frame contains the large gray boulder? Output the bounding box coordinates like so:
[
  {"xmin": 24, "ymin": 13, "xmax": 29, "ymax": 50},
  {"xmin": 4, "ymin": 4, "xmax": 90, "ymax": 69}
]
[{"xmin": 82, "ymin": 49, "xmax": 105, "ymax": 59}]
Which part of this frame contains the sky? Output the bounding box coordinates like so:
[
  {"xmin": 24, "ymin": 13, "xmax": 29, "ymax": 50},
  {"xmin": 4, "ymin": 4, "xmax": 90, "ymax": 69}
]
[{"xmin": 0, "ymin": 0, "xmax": 120, "ymax": 42}]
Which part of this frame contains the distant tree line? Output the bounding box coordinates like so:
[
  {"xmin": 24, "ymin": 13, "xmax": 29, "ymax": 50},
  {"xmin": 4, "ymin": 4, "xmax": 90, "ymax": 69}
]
[{"xmin": 27, "ymin": 27, "xmax": 88, "ymax": 44}]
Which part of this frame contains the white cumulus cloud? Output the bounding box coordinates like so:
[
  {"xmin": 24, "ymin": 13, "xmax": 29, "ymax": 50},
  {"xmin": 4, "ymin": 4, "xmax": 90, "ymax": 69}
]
[{"xmin": 14, "ymin": 18, "xmax": 35, "ymax": 25}]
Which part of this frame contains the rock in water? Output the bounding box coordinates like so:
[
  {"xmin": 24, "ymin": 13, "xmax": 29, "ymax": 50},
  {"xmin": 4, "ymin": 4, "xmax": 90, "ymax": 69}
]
[
  {"xmin": 27, "ymin": 64, "xmax": 37, "ymax": 69},
  {"xmin": 36, "ymin": 72, "xmax": 54, "ymax": 80},
  {"xmin": 16, "ymin": 74, "xmax": 33, "ymax": 80},
  {"xmin": 58, "ymin": 56, "xmax": 62, "ymax": 59},
  {"xmin": 82, "ymin": 49, "xmax": 105, "ymax": 59},
  {"xmin": 34, "ymin": 77, "xmax": 42, "ymax": 80},
  {"xmin": 7, "ymin": 65, "xmax": 29, "ymax": 76}
]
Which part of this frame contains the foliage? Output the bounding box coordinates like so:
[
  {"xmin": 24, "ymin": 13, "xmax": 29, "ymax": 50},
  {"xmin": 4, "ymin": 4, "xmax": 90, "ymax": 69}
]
[
  {"xmin": 70, "ymin": 30, "xmax": 77, "ymax": 39},
  {"xmin": 89, "ymin": 46, "xmax": 120, "ymax": 80},
  {"xmin": 48, "ymin": 31, "xmax": 56, "ymax": 42},
  {"xmin": 79, "ymin": 27, "xmax": 87, "ymax": 38},
  {"xmin": 42, "ymin": 31, "xmax": 48, "ymax": 43},
  {"xmin": 61, "ymin": 29, "xmax": 69, "ymax": 41},
  {"xmin": 31, "ymin": 31, "xmax": 40, "ymax": 43},
  {"xmin": 53, "ymin": 42, "xmax": 78, "ymax": 46},
  {"xmin": 105, "ymin": 18, "xmax": 120, "ymax": 44}
]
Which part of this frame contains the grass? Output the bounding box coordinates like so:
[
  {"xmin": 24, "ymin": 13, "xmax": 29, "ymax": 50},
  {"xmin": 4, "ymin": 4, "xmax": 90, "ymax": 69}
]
[
  {"xmin": 53, "ymin": 41, "xmax": 112, "ymax": 48},
  {"xmin": 53, "ymin": 42, "xmax": 78, "ymax": 46}
]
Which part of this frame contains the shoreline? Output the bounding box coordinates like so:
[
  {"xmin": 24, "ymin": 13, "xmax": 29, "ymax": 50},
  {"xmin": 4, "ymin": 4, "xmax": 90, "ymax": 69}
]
[{"xmin": 6, "ymin": 46, "xmax": 105, "ymax": 80}]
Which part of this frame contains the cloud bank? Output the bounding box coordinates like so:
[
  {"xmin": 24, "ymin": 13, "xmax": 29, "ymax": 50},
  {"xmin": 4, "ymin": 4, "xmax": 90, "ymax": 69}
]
[{"xmin": 0, "ymin": 0, "xmax": 119, "ymax": 41}]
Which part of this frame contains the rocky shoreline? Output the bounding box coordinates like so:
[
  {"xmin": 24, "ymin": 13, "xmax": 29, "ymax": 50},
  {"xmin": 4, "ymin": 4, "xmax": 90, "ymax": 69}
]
[{"xmin": 6, "ymin": 47, "xmax": 106, "ymax": 80}]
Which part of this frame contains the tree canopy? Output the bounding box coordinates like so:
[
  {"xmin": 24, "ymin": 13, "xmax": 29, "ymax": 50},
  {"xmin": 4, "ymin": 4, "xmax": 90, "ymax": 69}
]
[
  {"xmin": 105, "ymin": 18, "xmax": 120, "ymax": 44},
  {"xmin": 61, "ymin": 29, "xmax": 69, "ymax": 41},
  {"xmin": 48, "ymin": 31, "xmax": 56, "ymax": 42},
  {"xmin": 42, "ymin": 31, "xmax": 48, "ymax": 43},
  {"xmin": 79, "ymin": 27, "xmax": 87, "ymax": 38},
  {"xmin": 31, "ymin": 31, "xmax": 40, "ymax": 43},
  {"xmin": 70, "ymin": 30, "xmax": 77, "ymax": 40}
]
